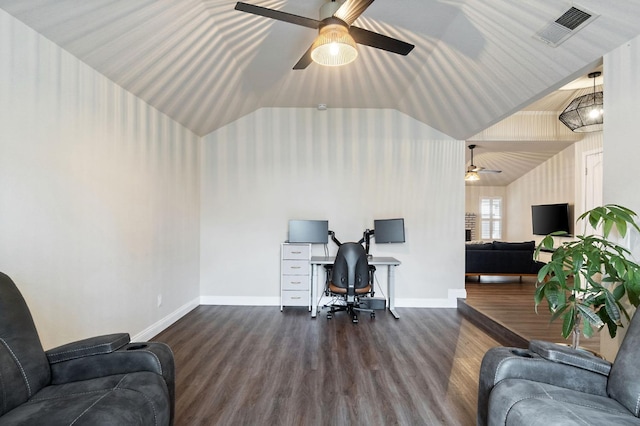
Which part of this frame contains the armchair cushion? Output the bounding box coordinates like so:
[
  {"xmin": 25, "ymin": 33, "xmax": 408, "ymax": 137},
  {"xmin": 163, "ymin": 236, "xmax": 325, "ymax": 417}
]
[
  {"xmin": 489, "ymin": 379, "xmax": 640, "ymax": 426},
  {"xmin": 0, "ymin": 372, "xmax": 170, "ymax": 426}
]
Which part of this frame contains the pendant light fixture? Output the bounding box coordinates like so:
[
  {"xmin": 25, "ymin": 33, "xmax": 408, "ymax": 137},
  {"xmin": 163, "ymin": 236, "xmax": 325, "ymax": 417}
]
[
  {"xmin": 559, "ymin": 71, "xmax": 603, "ymax": 132},
  {"xmin": 311, "ymin": 20, "xmax": 358, "ymax": 66},
  {"xmin": 310, "ymin": 2, "xmax": 358, "ymax": 67}
]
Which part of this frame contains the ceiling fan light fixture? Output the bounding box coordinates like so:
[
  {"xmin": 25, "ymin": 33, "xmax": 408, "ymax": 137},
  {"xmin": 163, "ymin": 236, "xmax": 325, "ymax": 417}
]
[
  {"xmin": 465, "ymin": 171, "xmax": 480, "ymax": 182},
  {"xmin": 559, "ymin": 71, "xmax": 603, "ymax": 132},
  {"xmin": 311, "ymin": 24, "xmax": 357, "ymax": 67}
]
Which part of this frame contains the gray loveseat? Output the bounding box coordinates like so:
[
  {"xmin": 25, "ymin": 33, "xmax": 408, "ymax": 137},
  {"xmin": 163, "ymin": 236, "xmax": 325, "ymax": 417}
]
[
  {"xmin": 465, "ymin": 241, "xmax": 545, "ymax": 279},
  {"xmin": 477, "ymin": 309, "xmax": 640, "ymax": 425},
  {"xmin": 0, "ymin": 271, "xmax": 175, "ymax": 425}
]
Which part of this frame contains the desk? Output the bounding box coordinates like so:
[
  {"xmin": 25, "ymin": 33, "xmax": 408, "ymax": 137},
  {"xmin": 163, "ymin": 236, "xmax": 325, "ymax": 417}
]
[{"xmin": 310, "ymin": 256, "xmax": 401, "ymax": 319}]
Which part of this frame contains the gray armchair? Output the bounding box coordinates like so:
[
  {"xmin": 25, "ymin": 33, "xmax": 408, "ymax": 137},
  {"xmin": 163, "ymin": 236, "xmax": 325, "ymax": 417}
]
[
  {"xmin": 0, "ymin": 271, "xmax": 175, "ymax": 425},
  {"xmin": 477, "ymin": 309, "xmax": 640, "ymax": 425}
]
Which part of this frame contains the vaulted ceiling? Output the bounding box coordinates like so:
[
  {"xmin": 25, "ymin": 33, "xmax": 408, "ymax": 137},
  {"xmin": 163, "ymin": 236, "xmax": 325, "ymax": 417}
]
[{"xmin": 3, "ymin": 0, "xmax": 640, "ymax": 143}]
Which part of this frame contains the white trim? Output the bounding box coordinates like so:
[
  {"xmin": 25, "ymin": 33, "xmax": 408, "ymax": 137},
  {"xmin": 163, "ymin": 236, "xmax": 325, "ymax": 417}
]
[
  {"xmin": 199, "ymin": 296, "xmax": 281, "ymax": 306},
  {"xmin": 132, "ymin": 297, "xmax": 200, "ymax": 342},
  {"xmin": 397, "ymin": 289, "xmax": 467, "ymax": 308},
  {"xmin": 200, "ymin": 289, "xmax": 467, "ymax": 310}
]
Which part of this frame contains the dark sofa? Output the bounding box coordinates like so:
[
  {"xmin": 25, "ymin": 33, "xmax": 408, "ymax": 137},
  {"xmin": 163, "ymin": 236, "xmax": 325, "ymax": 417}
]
[
  {"xmin": 0, "ymin": 271, "xmax": 175, "ymax": 425},
  {"xmin": 465, "ymin": 241, "xmax": 545, "ymax": 279}
]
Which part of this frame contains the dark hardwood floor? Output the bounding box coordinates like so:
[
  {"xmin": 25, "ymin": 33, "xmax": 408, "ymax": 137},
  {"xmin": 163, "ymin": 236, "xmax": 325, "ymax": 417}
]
[
  {"xmin": 153, "ymin": 306, "xmax": 500, "ymax": 426},
  {"xmin": 459, "ymin": 276, "xmax": 600, "ymax": 354}
]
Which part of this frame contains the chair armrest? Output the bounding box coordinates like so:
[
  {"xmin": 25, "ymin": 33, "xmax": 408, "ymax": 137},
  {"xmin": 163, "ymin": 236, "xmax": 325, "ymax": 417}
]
[
  {"xmin": 48, "ymin": 340, "xmax": 174, "ymax": 384},
  {"xmin": 477, "ymin": 346, "xmax": 609, "ymax": 426},
  {"xmin": 529, "ymin": 340, "xmax": 611, "ymax": 376},
  {"xmin": 48, "ymin": 340, "xmax": 175, "ymax": 425},
  {"xmin": 45, "ymin": 333, "xmax": 130, "ymax": 363}
]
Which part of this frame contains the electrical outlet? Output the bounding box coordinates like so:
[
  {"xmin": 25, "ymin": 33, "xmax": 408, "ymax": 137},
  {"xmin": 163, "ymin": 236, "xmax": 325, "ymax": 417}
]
[{"xmin": 157, "ymin": 294, "xmax": 162, "ymax": 307}]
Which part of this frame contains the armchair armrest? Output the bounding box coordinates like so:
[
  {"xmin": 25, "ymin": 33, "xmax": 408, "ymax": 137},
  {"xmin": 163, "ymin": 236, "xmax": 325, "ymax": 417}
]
[
  {"xmin": 477, "ymin": 345, "xmax": 609, "ymax": 426},
  {"xmin": 46, "ymin": 333, "xmax": 130, "ymax": 363},
  {"xmin": 47, "ymin": 337, "xmax": 175, "ymax": 425},
  {"xmin": 48, "ymin": 339, "xmax": 174, "ymax": 386},
  {"xmin": 529, "ymin": 340, "xmax": 611, "ymax": 376}
]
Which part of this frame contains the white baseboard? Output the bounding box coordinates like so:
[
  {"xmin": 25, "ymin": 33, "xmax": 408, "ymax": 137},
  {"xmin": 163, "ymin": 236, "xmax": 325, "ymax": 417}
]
[
  {"xmin": 199, "ymin": 296, "xmax": 281, "ymax": 306},
  {"xmin": 132, "ymin": 297, "xmax": 200, "ymax": 342},
  {"xmin": 136, "ymin": 289, "xmax": 468, "ymax": 340}
]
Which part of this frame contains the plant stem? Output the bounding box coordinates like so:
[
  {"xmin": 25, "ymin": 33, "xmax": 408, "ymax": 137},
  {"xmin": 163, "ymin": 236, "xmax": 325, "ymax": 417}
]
[{"xmin": 572, "ymin": 315, "xmax": 581, "ymax": 349}]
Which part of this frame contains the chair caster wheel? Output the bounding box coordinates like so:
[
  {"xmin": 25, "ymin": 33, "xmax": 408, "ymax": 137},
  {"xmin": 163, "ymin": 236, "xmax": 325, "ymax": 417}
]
[
  {"xmin": 352, "ymin": 317, "xmax": 359, "ymax": 324},
  {"xmin": 371, "ymin": 313, "xmax": 375, "ymax": 319},
  {"xmin": 327, "ymin": 313, "xmax": 332, "ymax": 320}
]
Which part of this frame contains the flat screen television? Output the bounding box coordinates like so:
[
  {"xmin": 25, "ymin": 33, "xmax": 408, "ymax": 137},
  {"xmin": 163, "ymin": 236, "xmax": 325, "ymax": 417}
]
[
  {"xmin": 374, "ymin": 218, "xmax": 406, "ymax": 243},
  {"xmin": 288, "ymin": 220, "xmax": 329, "ymax": 244},
  {"xmin": 531, "ymin": 203, "xmax": 571, "ymax": 236}
]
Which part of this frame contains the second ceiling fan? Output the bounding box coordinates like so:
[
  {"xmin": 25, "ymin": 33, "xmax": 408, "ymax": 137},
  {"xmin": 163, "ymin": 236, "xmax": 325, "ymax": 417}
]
[
  {"xmin": 465, "ymin": 144, "xmax": 502, "ymax": 181},
  {"xmin": 235, "ymin": 0, "xmax": 414, "ymax": 69}
]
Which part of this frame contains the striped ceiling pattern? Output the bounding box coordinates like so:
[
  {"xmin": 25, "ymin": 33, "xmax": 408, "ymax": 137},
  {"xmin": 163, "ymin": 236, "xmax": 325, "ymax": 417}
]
[{"xmin": 1, "ymin": 1, "xmax": 639, "ymax": 185}]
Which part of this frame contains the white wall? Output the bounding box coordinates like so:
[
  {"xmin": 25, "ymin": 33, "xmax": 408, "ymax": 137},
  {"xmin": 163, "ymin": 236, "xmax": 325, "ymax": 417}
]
[
  {"xmin": 201, "ymin": 108, "xmax": 466, "ymax": 306},
  {"xmin": 0, "ymin": 10, "xmax": 201, "ymax": 348},
  {"xmin": 505, "ymin": 134, "xmax": 603, "ymax": 243},
  {"xmin": 600, "ymin": 34, "xmax": 640, "ymax": 360},
  {"xmin": 505, "ymin": 145, "xmax": 576, "ymax": 242}
]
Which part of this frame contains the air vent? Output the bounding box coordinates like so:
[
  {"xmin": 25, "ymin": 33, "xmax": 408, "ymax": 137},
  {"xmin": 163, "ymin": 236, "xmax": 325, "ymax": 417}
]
[{"xmin": 534, "ymin": 5, "xmax": 598, "ymax": 47}]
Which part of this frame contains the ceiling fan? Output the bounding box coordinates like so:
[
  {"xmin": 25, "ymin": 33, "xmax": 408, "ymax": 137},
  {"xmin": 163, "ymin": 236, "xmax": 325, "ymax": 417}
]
[
  {"xmin": 235, "ymin": 0, "xmax": 414, "ymax": 69},
  {"xmin": 465, "ymin": 144, "xmax": 502, "ymax": 181}
]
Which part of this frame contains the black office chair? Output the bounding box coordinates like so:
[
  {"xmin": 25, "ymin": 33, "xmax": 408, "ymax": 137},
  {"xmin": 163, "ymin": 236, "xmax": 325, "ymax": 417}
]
[{"xmin": 325, "ymin": 242, "xmax": 376, "ymax": 323}]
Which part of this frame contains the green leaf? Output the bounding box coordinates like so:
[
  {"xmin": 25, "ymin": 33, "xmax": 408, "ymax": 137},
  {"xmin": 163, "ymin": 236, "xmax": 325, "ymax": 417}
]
[
  {"xmin": 577, "ymin": 303, "xmax": 605, "ymax": 329},
  {"xmin": 537, "ymin": 264, "xmax": 551, "ymax": 283},
  {"xmin": 613, "ymin": 283, "xmax": 626, "ymax": 300},
  {"xmin": 604, "ymin": 291, "xmax": 621, "ymax": 324},
  {"xmin": 583, "ymin": 318, "xmax": 594, "ymax": 338},
  {"xmin": 562, "ymin": 308, "xmax": 576, "ymax": 339},
  {"xmin": 549, "ymin": 304, "xmax": 569, "ymax": 323},
  {"xmin": 615, "ymin": 218, "xmax": 628, "ymax": 238},
  {"xmin": 545, "ymin": 286, "xmax": 562, "ymax": 311}
]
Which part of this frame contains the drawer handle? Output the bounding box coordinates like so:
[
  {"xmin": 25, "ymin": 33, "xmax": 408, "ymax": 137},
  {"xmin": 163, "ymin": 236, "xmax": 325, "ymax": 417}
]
[
  {"xmin": 291, "ymin": 251, "xmax": 302, "ymax": 254},
  {"xmin": 291, "ymin": 266, "xmax": 301, "ymax": 269},
  {"xmin": 291, "ymin": 281, "xmax": 301, "ymax": 285},
  {"xmin": 291, "ymin": 297, "xmax": 301, "ymax": 300}
]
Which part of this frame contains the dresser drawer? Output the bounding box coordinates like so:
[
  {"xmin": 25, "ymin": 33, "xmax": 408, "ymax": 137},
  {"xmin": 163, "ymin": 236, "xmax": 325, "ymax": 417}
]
[
  {"xmin": 281, "ymin": 291, "xmax": 308, "ymax": 306},
  {"xmin": 282, "ymin": 260, "xmax": 309, "ymax": 275},
  {"xmin": 282, "ymin": 275, "xmax": 309, "ymax": 290},
  {"xmin": 282, "ymin": 244, "xmax": 310, "ymax": 260}
]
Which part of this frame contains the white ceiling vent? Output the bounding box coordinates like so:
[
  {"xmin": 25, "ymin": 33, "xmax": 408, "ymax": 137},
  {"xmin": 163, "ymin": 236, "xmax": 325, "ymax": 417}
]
[{"xmin": 534, "ymin": 5, "xmax": 598, "ymax": 47}]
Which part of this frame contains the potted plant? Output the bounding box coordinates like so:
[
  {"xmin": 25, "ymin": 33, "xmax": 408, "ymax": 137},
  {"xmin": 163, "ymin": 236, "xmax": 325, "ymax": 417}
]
[{"xmin": 534, "ymin": 204, "xmax": 640, "ymax": 349}]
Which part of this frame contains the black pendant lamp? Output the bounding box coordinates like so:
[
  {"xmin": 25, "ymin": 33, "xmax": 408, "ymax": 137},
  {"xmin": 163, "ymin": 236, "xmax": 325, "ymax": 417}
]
[{"xmin": 559, "ymin": 71, "xmax": 603, "ymax": 132}]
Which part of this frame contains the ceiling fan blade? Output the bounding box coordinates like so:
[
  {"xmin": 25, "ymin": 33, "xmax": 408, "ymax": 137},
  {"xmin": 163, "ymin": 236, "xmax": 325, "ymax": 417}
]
[
  {"xmin": 478, "ymin": 169, "xmax": 502, "ymax": 174},
  {"xmin": 235, "ymin": 2, "xmax": 321, "ymax": 29},
  {"xmin": 293, "ymin": 44, "xmax": 314, "ymax": 70},
  {"xmin": 349, "ymin": 26, "xmax": 414, "ymax": 55},
  {"xmin": 333, "ymin": 0, "xmax": 375, "ymax": 25}
]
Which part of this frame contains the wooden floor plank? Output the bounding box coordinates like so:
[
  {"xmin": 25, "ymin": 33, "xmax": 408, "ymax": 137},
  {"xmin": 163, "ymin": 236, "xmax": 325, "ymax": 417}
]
[
  {"xmin": 461, "ymin": 276, "xmax": 600, "ymax": 353},
  {"xmin": 153, "ymin": 306, "xmax": 499, "ymax": 426}
]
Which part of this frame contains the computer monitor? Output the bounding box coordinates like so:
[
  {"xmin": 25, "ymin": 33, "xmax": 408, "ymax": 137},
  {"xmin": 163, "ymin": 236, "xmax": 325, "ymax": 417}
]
[
  {"xmin": 288, "ymin": 220, "xmax": 329, "ymax": 244},
  {"xmin": 374, "ymin": 218, "xmax": 405, "ymax": 243}
]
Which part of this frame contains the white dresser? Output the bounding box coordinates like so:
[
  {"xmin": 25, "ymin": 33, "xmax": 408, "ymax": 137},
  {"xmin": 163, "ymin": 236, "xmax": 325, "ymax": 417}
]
[{"xmin": 280, "ymin": 243, "xmax": 311, "ymax": 311}]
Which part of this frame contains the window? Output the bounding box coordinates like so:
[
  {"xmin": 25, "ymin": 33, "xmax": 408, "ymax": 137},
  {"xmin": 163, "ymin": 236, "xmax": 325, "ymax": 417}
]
[{"xmin": 480, "ymin": 197, "xmax": 502, "ymax": 240}]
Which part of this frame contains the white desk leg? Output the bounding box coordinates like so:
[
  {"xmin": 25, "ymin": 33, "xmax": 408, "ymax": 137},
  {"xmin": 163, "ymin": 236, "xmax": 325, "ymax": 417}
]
[
  {"xmin": 311, "ymin": 263, "xmax": 318, "ymax": 318},
  {"xmin": 388, "ymin": 265, "xmax": 399, "ymax": 319}
]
